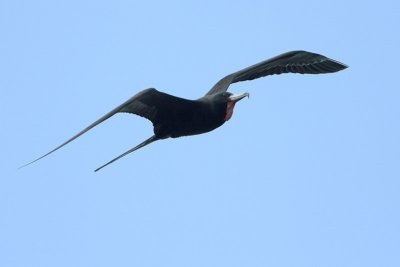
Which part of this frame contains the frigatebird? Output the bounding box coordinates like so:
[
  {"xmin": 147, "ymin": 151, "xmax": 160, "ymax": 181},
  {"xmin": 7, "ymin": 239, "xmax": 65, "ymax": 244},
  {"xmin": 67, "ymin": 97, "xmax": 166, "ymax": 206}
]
[{"xmin": 21, "ymin": 50, "xmax": 347, "ymax": 171}]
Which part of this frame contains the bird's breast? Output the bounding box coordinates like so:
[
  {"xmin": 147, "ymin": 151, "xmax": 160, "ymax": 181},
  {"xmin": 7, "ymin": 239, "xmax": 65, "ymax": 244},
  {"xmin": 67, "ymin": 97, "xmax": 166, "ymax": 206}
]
[{"xmin": 154, "ymin": 102, "xmax": 226, "ymax": 138}]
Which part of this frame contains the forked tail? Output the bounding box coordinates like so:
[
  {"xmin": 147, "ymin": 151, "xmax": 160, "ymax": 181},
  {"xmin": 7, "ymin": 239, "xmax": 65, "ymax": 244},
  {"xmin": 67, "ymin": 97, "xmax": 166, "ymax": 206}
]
[{"xmin": 94, "ymin": 135, "xmax": 159, "ymax": 172}]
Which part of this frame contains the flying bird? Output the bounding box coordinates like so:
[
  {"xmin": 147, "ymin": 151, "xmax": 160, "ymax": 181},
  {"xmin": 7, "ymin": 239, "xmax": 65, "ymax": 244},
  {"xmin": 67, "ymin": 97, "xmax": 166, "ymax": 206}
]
[{"xmin": 21, "ymin": 50, "xmax": 348, "ymax": 171}]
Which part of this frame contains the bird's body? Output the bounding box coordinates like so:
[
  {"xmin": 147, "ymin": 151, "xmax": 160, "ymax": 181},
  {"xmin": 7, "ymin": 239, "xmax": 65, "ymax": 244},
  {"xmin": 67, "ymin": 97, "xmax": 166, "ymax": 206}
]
[
  {"xmin": 129, "ymin": 90, "xmax": 230, "ymax": 139},
  {"xmin": 21, "ymin": 50, "xmax": 348, "ymax": 171}
]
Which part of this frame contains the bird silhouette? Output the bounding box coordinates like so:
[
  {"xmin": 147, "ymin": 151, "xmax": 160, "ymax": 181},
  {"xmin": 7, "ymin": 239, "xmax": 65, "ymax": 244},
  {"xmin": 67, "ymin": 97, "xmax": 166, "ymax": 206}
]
[{"xmin": 21, "ymin": 50, "xmax": 348, "ymax": 171}]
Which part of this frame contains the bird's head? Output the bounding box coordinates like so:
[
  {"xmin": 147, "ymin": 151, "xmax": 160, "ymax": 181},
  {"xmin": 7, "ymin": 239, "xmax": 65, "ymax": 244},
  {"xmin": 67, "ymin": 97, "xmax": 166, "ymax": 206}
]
[{"xmin": 212, "ymin": 92, "xmax": 249, "ymax": 121}]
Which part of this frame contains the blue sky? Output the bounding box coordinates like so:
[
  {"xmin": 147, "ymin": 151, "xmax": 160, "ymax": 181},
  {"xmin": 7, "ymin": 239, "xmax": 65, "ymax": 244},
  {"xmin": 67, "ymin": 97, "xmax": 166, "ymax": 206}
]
[{"xmin": 1, "ymin": 0, "xmax": 399, "ymax": 266}]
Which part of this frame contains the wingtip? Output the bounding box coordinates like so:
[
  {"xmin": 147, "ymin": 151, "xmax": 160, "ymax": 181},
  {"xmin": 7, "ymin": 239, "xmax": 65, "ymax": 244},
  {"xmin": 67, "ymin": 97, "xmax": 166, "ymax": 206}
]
[
  {"xmin": 326, "ymin": 57, "xmax": 349, "ymax": 72},
  {"xmin": 336, "ymin": 60, "xmax": 349, "ymax": 70},
  {"xmin": 17, "ymin": 158, "xmax": 41, "ymax": 170},
  {"xmin": 17, "ymin": 164, "xmax": 26, "ymax": 171}
]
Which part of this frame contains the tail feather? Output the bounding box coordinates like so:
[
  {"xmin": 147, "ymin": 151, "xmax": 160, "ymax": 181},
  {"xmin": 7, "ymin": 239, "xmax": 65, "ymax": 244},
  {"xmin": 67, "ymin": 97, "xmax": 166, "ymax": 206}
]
[{"xmin": 94, "ymin": 135, "xmax": 159, "ymax": 172}]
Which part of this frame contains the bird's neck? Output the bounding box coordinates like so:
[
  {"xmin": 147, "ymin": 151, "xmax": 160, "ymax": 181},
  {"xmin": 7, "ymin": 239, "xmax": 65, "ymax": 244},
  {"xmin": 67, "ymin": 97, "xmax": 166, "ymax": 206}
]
[{"xmin": 225, "ymin": 101, "xmax": 236, "ymax": 121}]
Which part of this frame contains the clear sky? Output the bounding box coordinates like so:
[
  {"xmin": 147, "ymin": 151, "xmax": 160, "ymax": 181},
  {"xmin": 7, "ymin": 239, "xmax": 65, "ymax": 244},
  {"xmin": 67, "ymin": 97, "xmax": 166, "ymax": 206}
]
[{"xmin": 1, "ymin": 0, "xmax": 399, "ymax": 266}]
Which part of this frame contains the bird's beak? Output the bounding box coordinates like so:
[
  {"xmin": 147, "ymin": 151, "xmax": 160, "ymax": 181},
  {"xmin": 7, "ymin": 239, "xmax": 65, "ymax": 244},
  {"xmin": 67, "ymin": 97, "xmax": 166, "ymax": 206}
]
[{"xmin": 228, "ymin": 92, "xmax": 250, "ymax": 103}]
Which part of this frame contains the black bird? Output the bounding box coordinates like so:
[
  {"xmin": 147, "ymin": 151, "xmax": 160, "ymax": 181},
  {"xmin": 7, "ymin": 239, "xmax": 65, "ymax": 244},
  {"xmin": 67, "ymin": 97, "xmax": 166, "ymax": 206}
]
[{"xmin": 21, "ymin": 50, "xmax": 347, "ymax": 171}]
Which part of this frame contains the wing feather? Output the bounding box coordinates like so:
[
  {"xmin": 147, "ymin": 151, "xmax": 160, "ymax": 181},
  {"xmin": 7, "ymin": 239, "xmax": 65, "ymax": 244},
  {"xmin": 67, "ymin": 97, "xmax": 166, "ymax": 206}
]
[
  {"xmin": 20, "ymin": 88, "xmax": 190, "ymax": 168},
  {"xmin": 206, "ymin": 50, "xmax": 348, "ymax": 95}
]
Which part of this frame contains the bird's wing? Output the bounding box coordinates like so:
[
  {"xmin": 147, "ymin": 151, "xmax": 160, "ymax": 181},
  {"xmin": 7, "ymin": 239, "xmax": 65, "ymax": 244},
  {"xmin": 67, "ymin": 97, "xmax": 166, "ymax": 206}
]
[
  {"xmin": 20, "ymin": 88, "xmax": 189, "ymax": 168},
  {"xmin": 206, "ymin": 50, "xmax": 348, "ymax": 95}
]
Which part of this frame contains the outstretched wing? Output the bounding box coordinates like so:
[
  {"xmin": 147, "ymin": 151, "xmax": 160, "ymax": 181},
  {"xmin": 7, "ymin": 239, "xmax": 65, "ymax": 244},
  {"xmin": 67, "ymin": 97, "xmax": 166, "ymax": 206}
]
[
  {"xmin": 20, "ymin": 88, "xmax": 188, "ymax": 168},
  {"xmin": 206, "ymin": 50, "xmax": 348, "ymax": 95}
]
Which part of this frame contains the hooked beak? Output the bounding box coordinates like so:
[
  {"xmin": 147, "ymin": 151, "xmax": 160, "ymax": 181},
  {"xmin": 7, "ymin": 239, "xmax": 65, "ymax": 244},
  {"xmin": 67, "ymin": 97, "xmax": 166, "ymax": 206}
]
[{"xmin": 228, "ymin": 92, "xmax": 250, "ymax": 103}]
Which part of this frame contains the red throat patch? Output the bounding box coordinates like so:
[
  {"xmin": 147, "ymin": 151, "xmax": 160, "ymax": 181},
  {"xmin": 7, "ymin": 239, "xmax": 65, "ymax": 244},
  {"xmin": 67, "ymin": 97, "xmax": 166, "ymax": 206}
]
[{"xmin": 225, "ymin": 101, "xmax": 236, "ymax": 121}]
